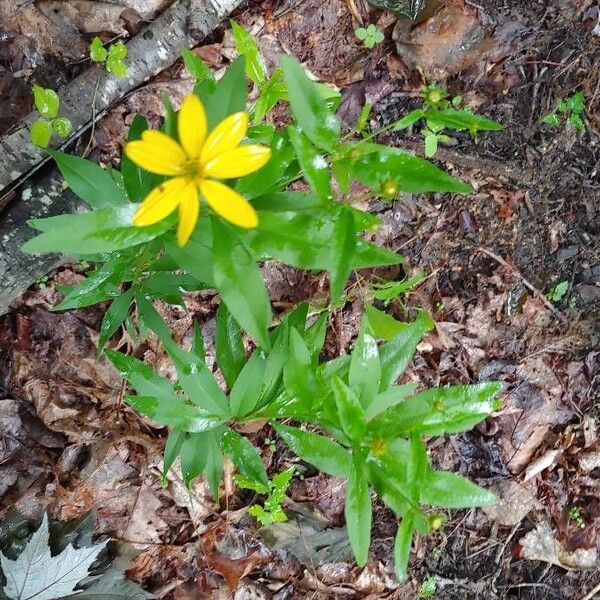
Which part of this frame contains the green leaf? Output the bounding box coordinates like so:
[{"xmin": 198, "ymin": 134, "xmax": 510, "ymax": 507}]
[
  {"xmin": 229, "ymin": 352, "xmax": 267, "ymax": 417},
  {"xmin": 89, "ymin": 37, "xmax": 108, "ymax": 62},
  {"xmin": 204, "ymin": 430, "xmax": 224, "ymax": 499},
  {"xmin": 106, "ymin": 58, "xmax": 127, "ymax": 77},
  {"xmin": 141, "ymin": 272, "xmax": 202, "ymax": 304},
  {"xmin": 230, "ymin": 20, "xmax": 266, "ymax": 85},
  {"xmin": 51, "ymin": 117, "xmax": 72, "ymax": 138},
  {"xmin": 54, "ymin": 259, "xmax": 127, "ymax": 310},
  {"xmin": 274, "ymin": 423, "xmax": 351, "ymax": 478},
  {"xmin": 304, "ymin": 311, "xmax": 328, "ymax": 358},
  {"xmin": 569, "ymin": 112, "xmax": 585, "ymax": 133},
  {"xmin": 349, "ymin": 315, "xmax": 381, "ymax": 407},
  {"xmin": 180, "ymin": 432, "xmax": 208, "ymax": 485},
  {"xmin": 106, "ymin": 349, "xmax": 176, "ymax": 399},
  {"xmin": 423, "ymin": 109, "xmax": 503, "ymax": 134},
  {"xmin": 355, "ymin": 27, "xmax": 368, "ymax": 40},
  {"xmin": 329, "ymin": 208, "xmax": 356, "ymax": 304},
  {"xmin": 364, "ymin": 384, "xmax": 417, "ymax": 420},
  {"xmin": 33, "ymin": 84, "xmax": 59, "ymax": 118},
  {"xmin": 379, "ymin": 311, "xmax": 434, "ymax": 389},
  {"xmin": 163, "ymin": 429, "xmax": 186, "ymax": 481},
  {"xmin": 23, "ymin": 205, "xmax": 170, "ymax": 255},
  {"xmin": 97, "ymin": 287, "xmax": 134, "ymax": 353},
  {"xmin": 281, "ymin": 55, "xmax": 340, "ymax": 152},
  {"xmin": 108, "ymin": 41, "xmax": 127, "ymax": 60},
  {"xmin": 182, "ymin": 48, "xmax": 215, "ymax": 84},
  {"xmin": 390, "ymin": 109, "xmax": 425, "ymax": 131},
  {"xmin": 369, "ymin": 381, "xmax": 503, "ymax": 438},
  {"xmin": 195, "ymin": 55, "xmax": 247, "ymax": 130},
  {"xmin": 215, "ymin": 302, "xmax": 246, "ymax": 388},
  {"xmin": 541, "ymin": 113, "xmax": 560, "ymax": 126},
  {"xmin": 134, "ymin": 294, "xmax": 230, "ymax": 416},
  {"xmin": 283, "ymin": 327, "xmax": 316, "ymax": 407},
  {"xmin": 420, "ymin": 470, "xmax": 497, "ymax": 508},
  {"xmin": 394, "ymin": 510, "xmax": 415, "ymax": 582},
  {"xmin": 287, "ymin": 126, "xmax": 331, "ymax": 200},
  {"xmin": 345, "ymin": 452, "xmax": 372, "ymax": 567},
  {"xmin": 353, "ymin": 143, "xmax": 471, "ymax": 194},
  {"xmin": 221, "ymin": 428, "xmax": 268, "ymax": 487},
  {"xmin": 165, "ymin": 236, "xmax": 215, "ymax": 287},
  {"xmin": 30, "ymin": 120, "xmax": 52, "ymax": 148},
  {"xmin": 252, "ymin": 67, "xmax": 287, "ymax": 123},
  {"xmin": 46, "ymin": 150, "xmax": 128, "ymax": 209},
  {"xmin": 566, "ymin": 91, "xmax": 585, "ymax": 113},
  {"xmin": 332, "ymin": 376, "xmax": 366, "ymax": 443},
  {"xmin": 424, "ymin": 132, "xmax": 438, "ymax": 157},
  {"xmin": 212, "ymin": 219, "xmax": 272, "ymax": 350},
  {"xmin": 364, "ymin": 305, "xmax": 409, "ymax": 340}
]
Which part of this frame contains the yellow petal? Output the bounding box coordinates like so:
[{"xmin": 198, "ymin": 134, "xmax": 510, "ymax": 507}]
[
  {"xmin": 133, "ymin": 177, "xmax": 187, "ymax": 226},
  {"xmin": 177, "ymin": 184, "xmax": 200, "ymax": 246},
  {"xmin": 200, "ymin": 112, "xmax": 248, "ymax": 165},
  {"xmin": 124, "ymin": 141, "xmax": 181, "ymax": 176},
  {"xmin": 203, "ymin": 145, "xmax": 271, "ymax": 179},
  {"xmin": 199, "ymin": 180, "xmax": 258, "ymax": 229},
  {"xmin": 178, "ymin": 95, "xmax": 207, "ymax": 160}
]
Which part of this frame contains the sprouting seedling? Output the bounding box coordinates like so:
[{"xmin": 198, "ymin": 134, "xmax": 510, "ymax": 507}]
[
  {"xmin": 235, "ymin": 469, "xmax": 294, "ymax": 527},
  {"xmin": 541, "ymin": 91, "xmax": 586, "ymax": 133},
  {"xmin": 355, "ymin": 24, "xmax": 385, "ymax": 49},
  {"xmin": 90, "ymin": 37, "xmax": 128, "ymax": 77},
  {"xmin": 30, "ymin": 85, "xmax": 73, "ymax": 148}
]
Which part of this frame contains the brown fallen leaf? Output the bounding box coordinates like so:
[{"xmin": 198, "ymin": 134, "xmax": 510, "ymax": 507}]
[
  {"xmin": 519, "ymin": 521, "xmax": 599, "ymax": 570},
  {"xmin": 39, "ymin": 1, "xmax": 128, "ymax": 35},
  {"xmin": 201, "ymin": 524, "xmax": 271, "ymax": 590},
  {"xmin": 482, "ymin": 480, "xmax": 539, "ymax": 526}
]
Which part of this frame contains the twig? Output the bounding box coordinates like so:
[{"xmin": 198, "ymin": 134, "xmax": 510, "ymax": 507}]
[
  {"xmin": 475, "ymin": 246, "xmax": 566, "ymax": 321},
  {"xmin": 580, "ymin": 581, "xmax": 600, "ymax": 600}
]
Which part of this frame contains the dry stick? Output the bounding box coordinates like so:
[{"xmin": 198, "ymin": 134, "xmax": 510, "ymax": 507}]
[
  {"xmin": 475, "ymin": 246, "xmax": 566, "ymax": 321},
  {"xmin": 580, "ymin": 581, "xmax": 600, "ymax": 600}
]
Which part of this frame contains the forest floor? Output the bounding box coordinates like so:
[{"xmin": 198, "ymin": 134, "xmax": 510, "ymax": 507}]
[{"xmin": 0, "ymin": 0, "xmax": 599, "ymax": 598}]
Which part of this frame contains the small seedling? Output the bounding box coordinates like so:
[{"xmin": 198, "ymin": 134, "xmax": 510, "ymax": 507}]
[
  {"xmin": 419, "ymin": 575, "xmax": 438, "ymax": 598},
  {"xmin": 541, "ymin": 92, "xmax": 586, "ymax": 133},
  {"xmin": 355, "ymin": 24, "xmax": 385, "ymax": 49},
  {"xmin": 569, "ymin": 506, "xmax": 585, "ymax": 529},
  {"xmin": 235, "ymin": 469, "xmax": 294, "ymax": 527},
  {"xmin": 90, "ymin": 37, "xmax": 128, "ymax": 77},
  {"xmin": 30, "ymin": 85, "xmax": 73, "ymax": 148},
  {"xmin": 547, "ymin": 280, "xmax": 570, "ymax": 302}
]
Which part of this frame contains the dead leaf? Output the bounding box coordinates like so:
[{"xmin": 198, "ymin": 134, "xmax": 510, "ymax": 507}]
[
  {"xmin": 39, "ymin": 2, "xmax": 127, "ymax": 36},
  {"xmin": 519, "ymin": 521, "xmax": 599, "ymax": 570},
  {"xmin": 482, "ymin": 480, "xmax": 539, "ymax": 526}
]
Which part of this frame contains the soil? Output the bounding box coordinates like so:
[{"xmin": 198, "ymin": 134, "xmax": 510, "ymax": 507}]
[{"xmin": 0, "ymin": 0, "xmax": 598, "ymax": 598}]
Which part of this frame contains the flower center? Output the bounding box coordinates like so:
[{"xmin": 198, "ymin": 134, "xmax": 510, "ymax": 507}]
[{"xmin": 181, "ymin": 159, "xmax": 204, "ymax": 182}]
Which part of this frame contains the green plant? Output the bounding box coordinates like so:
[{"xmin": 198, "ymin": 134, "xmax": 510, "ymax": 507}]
[
  {"xmin": 21, "ymin": 23, "xmax": 501, "ymax": 581},
  {"xmin": 371, "ymin": 272, "xmax": 426, "ymax": 306},
  {"xmin": 30, "ymin": 85, "xmax": 73, "ymax": 148},
  {"xmin": 419, "ymin": 575, "xmax": 437, "ymax": 598},
  {"xmin": 569, "ymin": 506, "xmax": 586, "ymax": 529},
  {"xmin": 541, "ymin": 92, "xmax": 585, "ymax": 133},
  {"xmin": 236, "ymin": 469, "xmax": 295, "ymax": 526},
  {"xmin": 90, "ymin": 37, "xmax": 128, "ymax": 77},
  {"xmin": 547, "ymin": 280, "xmax": 570, "ymax": 302},
  {"xmin": 355, "ymin": 24, "xmax": 385, "ymax": 49},
  {"xmin": 389, "ymin": 83, "xmax": 502, "ymax": 157}
]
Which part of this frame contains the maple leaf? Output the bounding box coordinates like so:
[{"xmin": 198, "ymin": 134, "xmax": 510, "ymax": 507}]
[{"xmin": 1, "ymin": 514, "xmax": 107, "ymax": 600}]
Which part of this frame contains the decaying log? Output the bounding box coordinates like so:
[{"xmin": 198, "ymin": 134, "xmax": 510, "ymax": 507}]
[{"xmin": 0, "ymin": 0, "xmax": 243, "ymax": 315}]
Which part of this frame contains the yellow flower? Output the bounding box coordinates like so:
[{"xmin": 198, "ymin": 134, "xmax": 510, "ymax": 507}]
[{"xmin": 124, "ymin": 95, "xmax": 271, "ymax": 246}]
